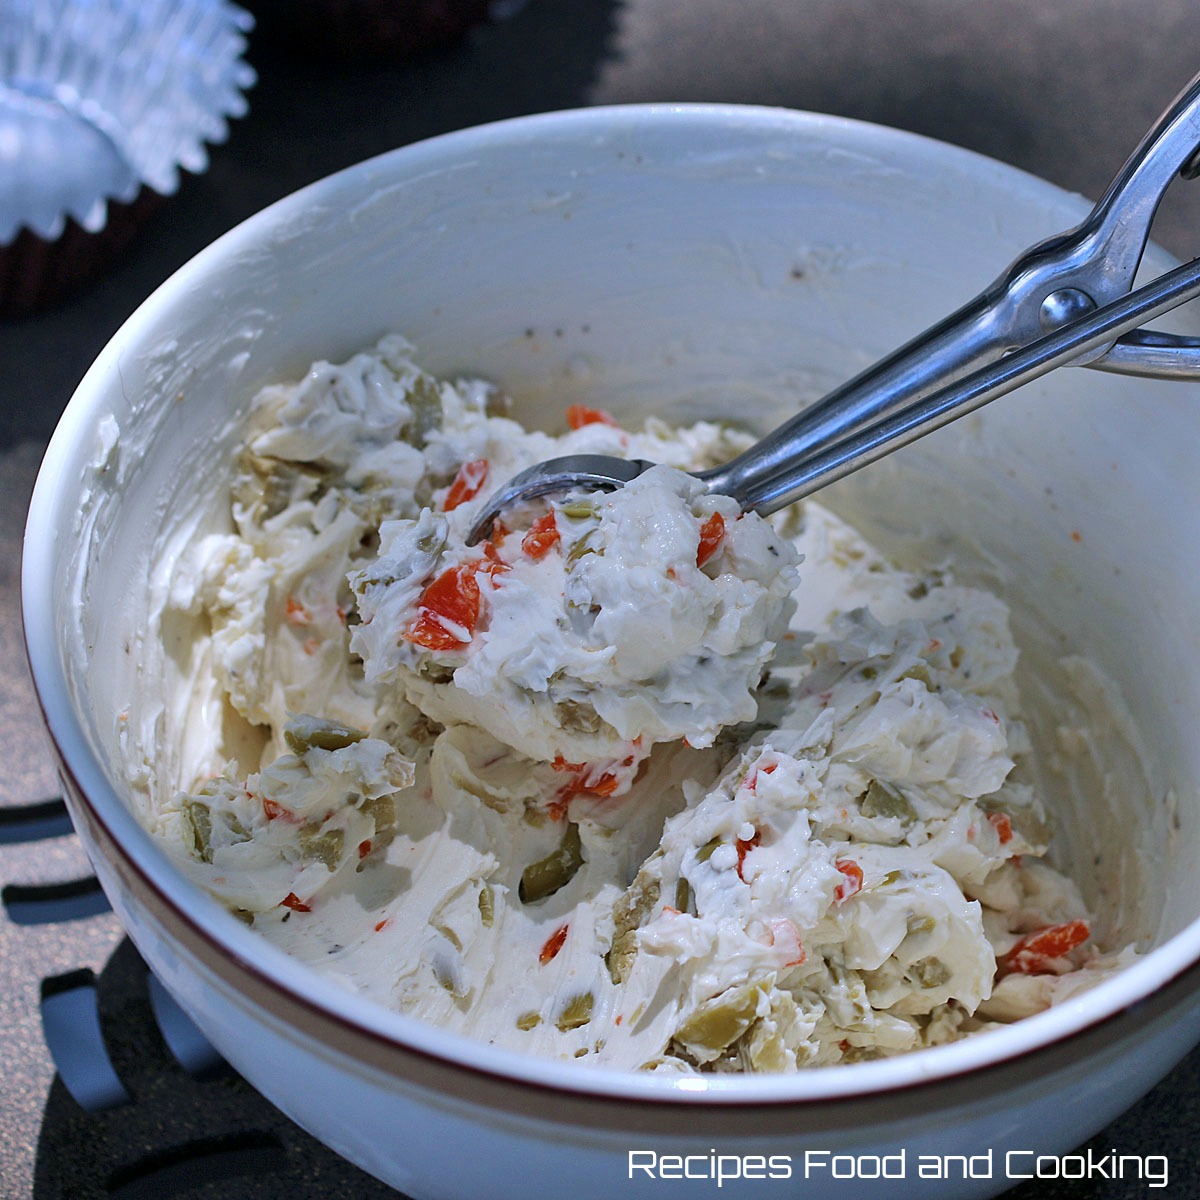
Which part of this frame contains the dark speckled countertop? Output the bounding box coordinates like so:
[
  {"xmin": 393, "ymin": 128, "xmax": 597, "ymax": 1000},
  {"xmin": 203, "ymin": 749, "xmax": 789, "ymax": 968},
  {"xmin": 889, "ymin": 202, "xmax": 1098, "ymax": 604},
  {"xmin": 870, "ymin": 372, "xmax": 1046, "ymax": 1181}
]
[{"xmin": 3, "ymin": 2, "xmax": 1199, "ymax": 1196}]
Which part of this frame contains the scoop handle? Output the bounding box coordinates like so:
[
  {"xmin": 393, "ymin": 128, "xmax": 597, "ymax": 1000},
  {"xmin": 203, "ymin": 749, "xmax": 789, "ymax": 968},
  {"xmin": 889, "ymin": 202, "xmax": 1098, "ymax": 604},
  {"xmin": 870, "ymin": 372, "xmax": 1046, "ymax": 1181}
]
[
  {"xmin": 738, "ymin": 255, "xmax": 1200, "ymax": 514},
  {"xmin": 701, "ymin": 68, "xmax": 1200, "ymax": 505}
]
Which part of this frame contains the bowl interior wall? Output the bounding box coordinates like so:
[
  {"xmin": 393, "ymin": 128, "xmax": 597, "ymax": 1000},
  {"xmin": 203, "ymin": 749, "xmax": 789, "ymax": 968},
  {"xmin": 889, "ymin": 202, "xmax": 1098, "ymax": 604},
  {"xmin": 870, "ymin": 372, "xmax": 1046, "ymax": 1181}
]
[{"xmin": 51, "ymin": 108, "xmax": 1200, "ymax": 986}]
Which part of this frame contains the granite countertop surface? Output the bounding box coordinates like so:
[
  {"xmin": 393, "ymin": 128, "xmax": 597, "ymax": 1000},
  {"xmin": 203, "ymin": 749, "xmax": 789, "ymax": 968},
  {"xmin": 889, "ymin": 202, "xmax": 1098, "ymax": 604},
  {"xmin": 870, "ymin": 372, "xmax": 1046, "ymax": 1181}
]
[{"xmin": 2, "ymin": 1, "xmax": 1198, "ymax": 1196}]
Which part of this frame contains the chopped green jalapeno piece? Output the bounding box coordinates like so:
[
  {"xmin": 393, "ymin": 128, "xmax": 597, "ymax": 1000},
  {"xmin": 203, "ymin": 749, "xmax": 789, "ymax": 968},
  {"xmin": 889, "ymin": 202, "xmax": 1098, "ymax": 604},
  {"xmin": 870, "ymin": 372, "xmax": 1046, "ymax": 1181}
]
[
  {"xmin": 559, "ymin": 500, "xmax": 597, "ymax": 520},
  {"xmin": 738, "ymin": 990, "xmax": 800, "ymax": 1072},
  {"xmin": 361, "ymin": 792, "xmax": 397, "ymax": 835},
  {"xmin": 566, "ymin": 531, "xmax": 597, "ymax": 563},
  {"xmin": 478, "ymin": 885, "xmax": 495, "ymax": 928},
  {"xmin": 910, "ymin": 957, "xmax": 951, "ymax": 988},
  {"xmin": 519, "ymin": 823, "xmax": 584, "ymax": 904},
  {"xmin": 556, "ymin": 992, "xmax": 594, "ymax": 1031},
  {"xmin": 637, "ymin": 1057, "xmax": 671, "ymax": 1071},
  {"xmin": 557, "ymin": 699, "xmax": 602, "ymax": 734},
  {"xmin": 860, "ymin": 779, "xmax": 916, "ymax": 822},
  {"xmin": 606, "ymin": 931, "xmax": 638, "ymax": 986},
  {"xmin": 673, "ymin": 980, "xmax": 767, "ymax": 1056},
  {"xmin": 284, "ymin": 717, "xmax": 367, "ymax": 755},
  {"xmin": 606, "ymin": 870, "xmax": 660, "ymax": 984},
  {"xmin": 298, "ymin": 826, "xmax": 345, "ymax": 869},
  {"xmin": 184, "ymin": 801, "xmax": 214, "ymax": 863},
  {"xmin": 404, "ymin": 376, "xmax": 445, "ymax": 448}
]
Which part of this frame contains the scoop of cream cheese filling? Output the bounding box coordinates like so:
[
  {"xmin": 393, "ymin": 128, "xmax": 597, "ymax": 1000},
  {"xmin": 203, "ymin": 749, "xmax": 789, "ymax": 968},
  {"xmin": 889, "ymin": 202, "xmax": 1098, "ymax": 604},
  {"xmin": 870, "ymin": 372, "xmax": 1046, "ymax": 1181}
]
[
  {"xmin": 348, "ymin": 459, "xmax": 799, "ymax": 775},
  {"xmin": 133, "ymin": 335, "xmax": 1131, "ymax": 1074}
]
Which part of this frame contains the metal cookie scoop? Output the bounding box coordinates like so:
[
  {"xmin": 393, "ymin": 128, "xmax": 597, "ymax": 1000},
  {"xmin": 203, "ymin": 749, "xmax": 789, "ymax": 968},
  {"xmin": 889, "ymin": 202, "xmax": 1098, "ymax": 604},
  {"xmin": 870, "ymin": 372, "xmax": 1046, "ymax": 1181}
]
[{"xmin": 468, "ymin": 69, "xmax": 1200, "ymax": 546}]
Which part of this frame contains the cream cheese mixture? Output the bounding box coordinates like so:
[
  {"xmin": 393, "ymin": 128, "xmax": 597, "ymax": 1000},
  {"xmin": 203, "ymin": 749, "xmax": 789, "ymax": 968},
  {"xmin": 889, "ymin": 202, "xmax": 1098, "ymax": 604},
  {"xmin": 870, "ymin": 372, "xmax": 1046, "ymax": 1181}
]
[{"xmin": 131, "ymin": 336, "xmax": 1128, "ymax": 1073}]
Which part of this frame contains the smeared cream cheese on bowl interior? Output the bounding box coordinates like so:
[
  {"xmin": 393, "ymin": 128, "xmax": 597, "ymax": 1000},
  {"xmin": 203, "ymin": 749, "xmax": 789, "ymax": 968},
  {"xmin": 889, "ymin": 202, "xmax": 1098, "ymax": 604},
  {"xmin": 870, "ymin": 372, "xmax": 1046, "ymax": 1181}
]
[{"xmin": 123, "ymin": 335, "xmax": 1134, "ymax": 1074}]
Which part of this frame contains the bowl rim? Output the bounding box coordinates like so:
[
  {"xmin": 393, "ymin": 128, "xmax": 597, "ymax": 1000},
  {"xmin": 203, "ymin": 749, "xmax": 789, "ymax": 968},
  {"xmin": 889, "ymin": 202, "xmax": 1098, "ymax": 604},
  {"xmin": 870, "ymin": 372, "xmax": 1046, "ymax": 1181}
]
[{"xmin": 22, "ymin": 99, "xmax": 1200, "ymax": 1107}]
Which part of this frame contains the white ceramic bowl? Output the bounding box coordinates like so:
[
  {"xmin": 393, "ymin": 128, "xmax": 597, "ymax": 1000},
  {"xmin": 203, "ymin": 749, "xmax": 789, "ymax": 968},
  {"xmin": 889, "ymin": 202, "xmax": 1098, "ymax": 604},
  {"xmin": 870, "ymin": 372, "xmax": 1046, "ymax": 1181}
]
[{"xmin": 23, "ymin": 105, "xmax": 1200, "ymax": 1199}]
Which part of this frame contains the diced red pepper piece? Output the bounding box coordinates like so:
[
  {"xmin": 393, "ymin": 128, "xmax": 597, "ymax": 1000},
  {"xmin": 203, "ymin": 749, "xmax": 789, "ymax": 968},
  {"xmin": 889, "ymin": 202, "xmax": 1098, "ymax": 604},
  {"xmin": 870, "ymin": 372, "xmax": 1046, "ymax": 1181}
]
[
  {"xmin": 522, "ymin": 511, "xmax": 561, "ymax": 560},
  {"xmin": 550, "ymin": 753, "xmax": 622, "ymax": 809},
  {"xmin": 565, "ymin": 404, "xmax": 618, "ymax": 430},
  {"xmin": 443, "ymin": 458, "xmax": 490, "ymax": 511},
  {"xmin": 589, "ymin": 773, "xmax": 620, "ymax": 797},
  {"xmin": 284, "ymin": 595, "xmax": 313, "ymax": 626},
  {"xmin": 743, "ymin": 761, "xmax": 777, "ymax": 793},
  {"xmin": 834, "ymin": 859, "xmax": 864, "ymax": 903},
  {"xmin": 736, "ymin": 831, "xmax": 761, "ymax": 881},
  {"xmin": 696, "ymin": 511, "xmax": 726, "ymax": 567},
  {"xmin": 357, "ymin": 839, "xmax": 372, "ymax": 860},
  {"xmin": 768, "ymin": 917, "xmax": 806, "ymax": 967},
  {"xmin": 987, "ymin": 811, "xmax": 1014, "ymax": 845},
  {"xmin": 479, "ymin": 540, "xmax": 509, "ymax": 578},
  {"xmin": 558, "ymin": 772, "xmax": 619, "ymax": 802},
  {"xmin": 1003, "ymin": 919, "xmax": 1090, "ymax": 975},
  {"xmin": 539, "ymin": 923, "xmax": 569, "ymax": 964},
  {"xmin": 281, "ymin": 892, "xmax": 312, "ymax": 913},
  {"xmin": 405, "ymin": 564, "xmax": 482, "ymax": 650}
]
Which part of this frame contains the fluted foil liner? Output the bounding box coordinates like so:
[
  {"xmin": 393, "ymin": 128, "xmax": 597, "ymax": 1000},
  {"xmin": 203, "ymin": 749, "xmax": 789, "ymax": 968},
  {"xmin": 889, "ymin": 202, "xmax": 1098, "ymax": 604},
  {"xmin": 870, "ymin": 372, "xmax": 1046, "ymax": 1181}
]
[{"xmin": 0, "ymin": 0, "xmax": 254, "ymax": 247}]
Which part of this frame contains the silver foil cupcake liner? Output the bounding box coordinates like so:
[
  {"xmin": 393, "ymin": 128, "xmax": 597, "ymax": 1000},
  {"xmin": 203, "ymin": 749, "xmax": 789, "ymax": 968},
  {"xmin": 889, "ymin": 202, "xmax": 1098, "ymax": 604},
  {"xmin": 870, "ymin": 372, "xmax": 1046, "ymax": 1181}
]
[{"xmin": 0, "ymin": 0, "xmax": 255, "ymax": 316}]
